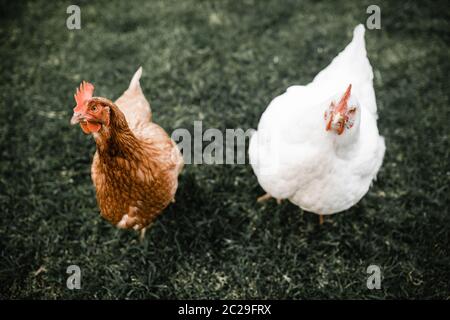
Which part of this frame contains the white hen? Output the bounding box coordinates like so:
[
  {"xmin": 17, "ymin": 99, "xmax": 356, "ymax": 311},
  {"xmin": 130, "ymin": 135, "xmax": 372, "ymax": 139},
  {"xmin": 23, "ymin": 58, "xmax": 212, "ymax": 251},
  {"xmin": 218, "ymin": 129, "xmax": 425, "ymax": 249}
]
[{"xmin": 249, "ymin": 24, "xmax": 385, "ymax": 222}]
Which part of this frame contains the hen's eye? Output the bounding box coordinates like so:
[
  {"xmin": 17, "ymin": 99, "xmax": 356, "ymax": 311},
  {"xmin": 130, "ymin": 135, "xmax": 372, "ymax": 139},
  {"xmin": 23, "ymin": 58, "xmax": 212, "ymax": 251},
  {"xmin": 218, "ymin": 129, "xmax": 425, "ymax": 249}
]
[
  {"xmin": 348, "ymin": 107, "xmax": 356, "ymax": 114},
  {"xmin": 91, "ymin": 105, "xmax": 98, "ymax": 112}
]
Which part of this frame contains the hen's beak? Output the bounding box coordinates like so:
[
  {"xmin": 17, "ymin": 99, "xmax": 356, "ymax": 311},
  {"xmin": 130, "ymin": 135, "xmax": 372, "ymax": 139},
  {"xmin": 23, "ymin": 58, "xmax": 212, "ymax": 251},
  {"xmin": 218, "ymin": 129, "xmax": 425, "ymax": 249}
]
[
  {"xmin": 332, "ymin": 113, "xmax": 345, "ymax": 135},
  {"xmin": 332, "ymin": 113, "xmax": 344, "ymax": 126},
  {"xmin": 70, "ymin": 112, "xmax": 84, "ymax": 125}
]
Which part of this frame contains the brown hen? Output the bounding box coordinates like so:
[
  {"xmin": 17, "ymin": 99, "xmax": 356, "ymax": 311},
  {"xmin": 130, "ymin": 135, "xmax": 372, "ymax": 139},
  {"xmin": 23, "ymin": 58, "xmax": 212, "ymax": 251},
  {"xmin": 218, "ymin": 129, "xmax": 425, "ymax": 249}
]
[{"xmin": 70, "ymin": 67, "xmax": 183, "ymax": 239}]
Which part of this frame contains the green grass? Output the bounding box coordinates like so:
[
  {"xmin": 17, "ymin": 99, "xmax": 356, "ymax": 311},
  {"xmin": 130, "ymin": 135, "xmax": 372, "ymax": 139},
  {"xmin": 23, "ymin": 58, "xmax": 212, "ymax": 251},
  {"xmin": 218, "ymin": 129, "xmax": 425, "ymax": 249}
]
[{"xmin": 0, "ymin": 0, "xmax": 449, "ymax": 299}]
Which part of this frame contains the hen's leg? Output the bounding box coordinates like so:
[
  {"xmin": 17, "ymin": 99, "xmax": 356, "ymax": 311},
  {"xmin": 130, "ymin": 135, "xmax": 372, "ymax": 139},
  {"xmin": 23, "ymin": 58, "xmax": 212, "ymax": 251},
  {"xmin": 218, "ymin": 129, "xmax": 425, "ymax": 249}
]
[
  {"xmin": 257, "ymin": 193, "xmax": 283, "ymax": 204},
  {"xmin": 257, "ymin": 193, "xmax": 271, "ymax": 202},
  {"xmin": 139, "ymin": 227, "xmax": 147, "ymax": 242},
  {"xmin": 319, "ymin": 214, "xmax": 324, "ymax": 225}
]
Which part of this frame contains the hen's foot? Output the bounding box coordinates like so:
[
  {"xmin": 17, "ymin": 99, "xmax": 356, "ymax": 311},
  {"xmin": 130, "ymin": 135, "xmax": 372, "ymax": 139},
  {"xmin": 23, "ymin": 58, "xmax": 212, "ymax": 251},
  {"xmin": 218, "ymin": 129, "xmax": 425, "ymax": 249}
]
[{"xmin": 257, "ymin": 193, "xmax": 283, "ymax": 204}]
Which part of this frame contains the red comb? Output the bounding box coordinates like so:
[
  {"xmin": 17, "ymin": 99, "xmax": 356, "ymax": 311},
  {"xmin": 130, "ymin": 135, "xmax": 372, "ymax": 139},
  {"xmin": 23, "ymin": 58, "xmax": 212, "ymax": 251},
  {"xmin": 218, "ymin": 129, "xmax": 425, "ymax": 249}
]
[
  {"xmin": 336, "ymin": 84, "xmax": 352, "ymax": 113},
  {"xmin": 73, "ymin": 81, "xmax": 94, "ymax": 113}
]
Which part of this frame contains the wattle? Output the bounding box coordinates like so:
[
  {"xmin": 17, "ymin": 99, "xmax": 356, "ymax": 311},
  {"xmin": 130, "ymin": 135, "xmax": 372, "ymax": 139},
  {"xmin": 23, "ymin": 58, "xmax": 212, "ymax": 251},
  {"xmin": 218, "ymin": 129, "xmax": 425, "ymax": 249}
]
[{"xmin": 80, "ymin": 121, "xmax": 101, "ymax": 134}]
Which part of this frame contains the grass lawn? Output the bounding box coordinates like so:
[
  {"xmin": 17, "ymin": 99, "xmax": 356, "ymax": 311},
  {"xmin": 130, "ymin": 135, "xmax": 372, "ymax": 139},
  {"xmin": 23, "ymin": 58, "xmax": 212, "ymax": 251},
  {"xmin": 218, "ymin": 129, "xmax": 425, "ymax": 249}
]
[{"xmin": 0, "ymin": 0, "xmax": 449, "ymax": 299}]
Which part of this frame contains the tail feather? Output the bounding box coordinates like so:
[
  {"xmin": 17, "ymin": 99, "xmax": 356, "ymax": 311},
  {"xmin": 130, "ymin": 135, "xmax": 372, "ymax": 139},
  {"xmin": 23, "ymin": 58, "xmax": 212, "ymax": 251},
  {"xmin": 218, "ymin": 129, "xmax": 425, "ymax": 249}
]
[
  {"xmin": 128, "ymin": 66, "xmax": 143, "ymax": 93},
  {"xmin": 115, "ymin": 66, "xmax": 152, "ymax": 129},
  {"xmin": 352, "ymin": 24, "xmax": 365, "ymax": 49}
]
